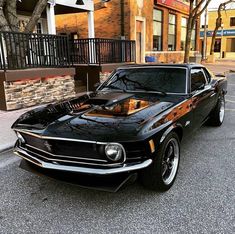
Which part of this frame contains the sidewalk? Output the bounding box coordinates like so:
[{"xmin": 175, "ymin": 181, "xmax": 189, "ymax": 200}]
[
  {"xmin": 0, "ymin": 61, "xmax": 234, "ymax": 154},
  {"xmin": 0, "ymin": 108, "xmax": 33, "ymax": 153}
]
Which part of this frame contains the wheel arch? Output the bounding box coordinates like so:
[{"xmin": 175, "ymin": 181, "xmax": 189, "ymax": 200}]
[{"xmin": 159, "ymin": 124, "xmax": 183, "ymax": 144}]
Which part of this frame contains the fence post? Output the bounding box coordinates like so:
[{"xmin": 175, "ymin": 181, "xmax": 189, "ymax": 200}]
[
  {"xmin": 98, "ymin": 39, "xmax": 101, "ymax": 66},
  {"xmin": 66, "ymin": 35, "xmax": 71, "ymax": 67},
  {"xmin": 0, "ymin": 32, "xmax": 6, "ymax": 71}
]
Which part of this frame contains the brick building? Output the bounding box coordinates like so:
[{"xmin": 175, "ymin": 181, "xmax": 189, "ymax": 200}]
[{"xmin": 56, "ymin": 0, "xmax": 200, "ymax": 63}]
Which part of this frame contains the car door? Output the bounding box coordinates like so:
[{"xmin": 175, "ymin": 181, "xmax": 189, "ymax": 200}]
[{"xmin": 190, "ymin": 68, "xmax": 216, "ymax": 129}]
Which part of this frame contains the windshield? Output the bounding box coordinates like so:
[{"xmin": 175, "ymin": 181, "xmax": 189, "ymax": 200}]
[{"xmin": 99, "ymin": 67, "xmax": 187, "ymax": 94}]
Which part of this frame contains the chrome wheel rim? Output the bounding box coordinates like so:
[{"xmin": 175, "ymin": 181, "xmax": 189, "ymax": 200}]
[
  {"xmin": 219, "ymin": 97, "xmax": 225, "ymax": 123},
  {"xmin": 161, "ymin": 138, "xmax": 179, "ymax": 185}
]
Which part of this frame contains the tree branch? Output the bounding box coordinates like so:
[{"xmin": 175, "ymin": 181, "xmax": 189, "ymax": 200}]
[
  {"xmin": 192, "ymin": 0, "xmax": 207, "ymax": 15},
  {"xmin": 24, "ymin": 0, "xmax": 48, "ymax": 33},
  {"xmin": 196, "ymin": 0, "xmax": 212, "ymax": 18}
]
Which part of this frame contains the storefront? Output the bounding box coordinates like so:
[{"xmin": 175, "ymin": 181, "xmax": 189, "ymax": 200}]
[{"xmin": 200, "ymin": 8, "xmax": 235, "ymax": 59}]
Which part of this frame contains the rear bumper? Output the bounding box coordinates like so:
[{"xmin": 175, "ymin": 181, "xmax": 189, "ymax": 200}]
[{"xmin": 13, "ymin": 147, "xmax": 152, "ymax": 175}]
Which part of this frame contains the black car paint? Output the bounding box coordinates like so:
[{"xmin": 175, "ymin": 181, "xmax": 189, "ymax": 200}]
[{"xmin": 12, "ymin": 64, "xmax": 227, "ymax": 178}]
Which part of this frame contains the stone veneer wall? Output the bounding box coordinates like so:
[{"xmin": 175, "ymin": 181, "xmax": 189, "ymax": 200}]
[{"xmin": 4, "ymin": 75, "xmax": 75, "ymax": 110}]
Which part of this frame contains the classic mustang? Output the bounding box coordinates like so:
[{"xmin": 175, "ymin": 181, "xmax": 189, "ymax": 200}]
[{"xmin": 12, "ymin": 64, "xmax": 227, "ymax": 192}]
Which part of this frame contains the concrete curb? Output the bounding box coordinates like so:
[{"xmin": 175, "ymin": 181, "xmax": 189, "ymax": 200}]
[{"xmin": 0, "ymin": 143, "xmax": 14, "ymax": 154}]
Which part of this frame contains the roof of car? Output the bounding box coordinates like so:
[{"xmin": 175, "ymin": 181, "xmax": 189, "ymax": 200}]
[{"xmin": 117, "ymin": 63, "xmax": 205, "ymax": 70}]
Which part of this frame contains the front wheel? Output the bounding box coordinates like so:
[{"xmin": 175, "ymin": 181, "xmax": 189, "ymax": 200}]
[{"xmin": 139, "ymin": 132, "xmax": 180, "ymax": 191}]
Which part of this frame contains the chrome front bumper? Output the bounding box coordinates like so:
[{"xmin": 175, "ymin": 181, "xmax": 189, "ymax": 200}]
[{"xmin": 13, "ymin": 147, "xmax": 152, "ymax": 175}]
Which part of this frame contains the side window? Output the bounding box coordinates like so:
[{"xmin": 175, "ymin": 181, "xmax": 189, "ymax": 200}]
[
  {"xmin": 191, "ymin": 68, "xmax": 207, "ymax": 92},
  {"xmin": 202, "ymin": 68, "xmax": 212, "ymax": 83}
]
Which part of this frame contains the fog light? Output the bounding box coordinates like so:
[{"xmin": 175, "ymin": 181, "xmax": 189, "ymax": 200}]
[
  {"xmin": 105, "ymin": 143, "xmax": 123, "ymax": 162},
  {"xmin": 16, "ymin": 132, "xmax": 25, "ymax": 144}
]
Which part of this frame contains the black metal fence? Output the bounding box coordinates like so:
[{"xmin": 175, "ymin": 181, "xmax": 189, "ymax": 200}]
[
  {"xmin": 0, "ymin": 31, "xmax": 136, "ymax": 71},
  {"xmin": 70, "ymin": 38, "xmax": 136, "ymax": 65},
  {"xmin": 0, "ymin": 31, "xmax": 70, "ymax": 70}
]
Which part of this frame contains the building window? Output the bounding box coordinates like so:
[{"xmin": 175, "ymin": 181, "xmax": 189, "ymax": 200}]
[
  {"xmin": 153, "ymin": 9, "xmax": 162, "ymax": 51},
  {"xmin": 226, "ymin": 38, "xmax": 235, "ymax": 52},
  {"xmin": 168, "ymin": 14, "xmax": 176, "ymax": 51},
  {"xmin": 230, "ymin": 17, "xmax": 235, "ymax": 26},
  {"xmin": 201, "ymin": 25, "xmax": 208, "ymax": 29},
  {"xmin": 181, "ymin": 17, "xmax": 187, "ymax": 50},
  {"xmin": 36, "ymin": 22, "xmax": 43, "ymax": 34},
  {"xmin": 214, "ymin": 39, "xmax": 221, "ymax": 52}
]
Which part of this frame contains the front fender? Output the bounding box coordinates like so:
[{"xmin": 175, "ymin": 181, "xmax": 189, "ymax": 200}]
[{"xmin": 159, "ymin": 123, "xmax": 184, "ymax": 144}]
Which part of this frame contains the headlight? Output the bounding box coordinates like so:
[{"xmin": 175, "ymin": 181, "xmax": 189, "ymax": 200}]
[
  {"xmin": 105, "ymin": 143, "xmax": 124, "ymax": 162},
  {"xmin": 16, "ymin": 132, "xmax": 25, "ymax": 144}
]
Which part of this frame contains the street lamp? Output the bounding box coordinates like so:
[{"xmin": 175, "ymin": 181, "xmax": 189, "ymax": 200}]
[{"xmin": 220, "ymin": 23, "xmax": 224, "ymax": 59}]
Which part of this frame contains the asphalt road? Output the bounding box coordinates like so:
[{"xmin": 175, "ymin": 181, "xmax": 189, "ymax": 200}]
[{"xmin": 0, "ymin": 74, "xmax": 235, "ymax": 234}]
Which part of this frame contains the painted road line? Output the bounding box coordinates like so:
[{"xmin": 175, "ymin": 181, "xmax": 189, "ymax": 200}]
[
  {"xmin": 225, "ymin": 109, "xmax": 235, "ymax": 111},
  {"xmin": 0, "ymin": 155, "xmax": 20, "ymax": 169}
]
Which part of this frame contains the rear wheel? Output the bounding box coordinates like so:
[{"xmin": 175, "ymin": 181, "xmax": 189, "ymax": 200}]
[
  {"xmin": 207, "ymin": 94, "xmax": 225, "ymax": 126},
  {"xmin": 139, "ymin": 132, "xmax": 180, "ymax": 191}
]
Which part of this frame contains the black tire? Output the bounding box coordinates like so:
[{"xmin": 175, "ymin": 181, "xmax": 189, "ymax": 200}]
[
  {"xmin": 139, "ymin": 132, "xmax": 180, "ymax": 192},
  {"xmin": 207, "ymin": 94, "xmax": 225, "ymax": 126}
]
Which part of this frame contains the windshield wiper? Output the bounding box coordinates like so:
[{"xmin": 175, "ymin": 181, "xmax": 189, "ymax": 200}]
[
  {"xmin": 101, "ymin": 85, "xmax": 126, "ymax": 92},
  {"xmin": 134, "ymin": 86, "xmax": 167, "ymax": 96}
]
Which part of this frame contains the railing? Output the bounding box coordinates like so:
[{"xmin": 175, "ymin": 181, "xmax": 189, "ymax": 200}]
[
  {"xmin": 0, "ymin": 31, "xmax": 136, "ymax": 70},
  {"xmin": 0, "ymin": 31, "xmax": 70, "ymax": 70},
  {"xmin": 70, "ymin": 38, "xmax": 136, "ymax": 65}
]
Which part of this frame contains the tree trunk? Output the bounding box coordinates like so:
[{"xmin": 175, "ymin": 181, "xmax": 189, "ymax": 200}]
[
  {"xmin": 24, "ymin": 0, "xmax": 48, "ymax": 33},
  {"xmin": 210, "ymin": 19, "xmax": 221, "ymax": 56},
  {"xmin": 184, "ymin": 17, "xmax": 194, "ymax": 63},
  {"xmin": 5, "ymin": 0, "xmax": 18, "ymax": 32},
  {"xmin": 0, "ymin": 0, "xmax": 10, "ymax": 31},
  {"xmin": 184, "ymin": 0, "xmax": 212, "ymax": 63}
]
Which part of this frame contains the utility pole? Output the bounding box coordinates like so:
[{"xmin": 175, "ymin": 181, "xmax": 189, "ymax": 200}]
[
  {"xmin": 203, "ymin": 8, "xmax": 208, "ymax": 60},
  {"xmin": 220, "ymin": 23, "xmax": 224, "ymax": 59}
]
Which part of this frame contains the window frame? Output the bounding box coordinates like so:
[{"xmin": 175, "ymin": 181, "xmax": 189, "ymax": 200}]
[
  {"xmin": 190, "ymin": 68, "xmax": 208, "ymax": 93},
  {"xmin": 230, "ymin": 17, "xmax": 235, "ymax": 27},
  {"xmin": 168, "ymin": 13, "xmax": 176, "ymax": 51},
  {"xmin": 181, "ymin": 17, "xmax": 188, "ymax": 51},
  {"xmin": 153, "ymin": 9, "xmax": 163, "ymax": 51},
  {"xmin": 202, "ymin": 68, "xmax": 212, "ymax": 84}
]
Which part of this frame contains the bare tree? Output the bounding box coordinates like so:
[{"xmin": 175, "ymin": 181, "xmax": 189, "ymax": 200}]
[
  {"xmin": 184, "ymin": 0, "xmax": 212, "ymax": 63},
  {"xmin": 0, "ymin": 0, "xmax": 48, "ymax": 33},
  {"xmin": 210, "ymin": 0, "xmax": 235, "ymax": 55},
  {"xmin": 0, "ymin": 0, "xmax": 48, "ymax": 68}
]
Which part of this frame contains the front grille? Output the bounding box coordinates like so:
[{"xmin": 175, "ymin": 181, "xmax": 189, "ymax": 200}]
[
  {"xmin": 21, "ymin": 133, "xmax": 109, "ymax": 166},
  {"xmin": 19, "ymin": 133, "xmax": 145, "ymax": 167}
]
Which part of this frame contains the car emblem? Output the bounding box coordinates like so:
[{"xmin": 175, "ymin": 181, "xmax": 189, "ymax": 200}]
[{"xmin": 44, "ymin": 141, "xmax": 53, "ymax": 152}]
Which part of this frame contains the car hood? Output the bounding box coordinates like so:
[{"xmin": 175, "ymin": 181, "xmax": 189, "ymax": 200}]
[{"xmin": 12, "ymin": 91, "xmax": 183, "ymax": 142}]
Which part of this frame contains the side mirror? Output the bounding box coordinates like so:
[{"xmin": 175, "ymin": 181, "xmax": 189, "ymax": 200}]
[{"xmin": 215, "ymin": 73, "xmax": 226, "ymax": 78}]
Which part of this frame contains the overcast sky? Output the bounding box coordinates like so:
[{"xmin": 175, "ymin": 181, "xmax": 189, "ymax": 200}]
[{"xmin": 208, "ymin": 0, "xmax": 235, "ymax": 9}]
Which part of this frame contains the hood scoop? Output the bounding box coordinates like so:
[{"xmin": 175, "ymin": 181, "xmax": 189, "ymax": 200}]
[
  {"xmin": 85, "ymin": 96, "xmax": 155, "ymax": 117},
  {"xmin": 85, "ymin": 92, "xmax": 134, "ymax": 106}
]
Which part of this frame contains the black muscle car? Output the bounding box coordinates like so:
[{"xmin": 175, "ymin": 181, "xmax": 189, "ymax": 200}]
[{"xmin": 12, "ymin": 64, "xmax": 227, "ymax": 192}]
